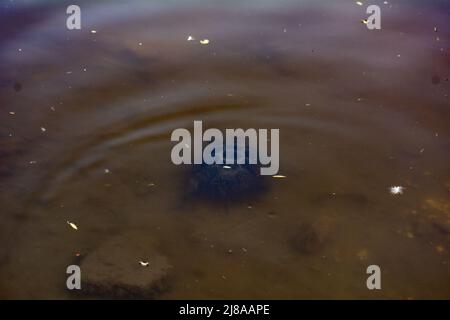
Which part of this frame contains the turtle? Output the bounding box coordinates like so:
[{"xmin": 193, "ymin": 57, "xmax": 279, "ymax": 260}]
[{"xmin": 185, "ymin": 143, "xmax": 267, "ymax": 201}]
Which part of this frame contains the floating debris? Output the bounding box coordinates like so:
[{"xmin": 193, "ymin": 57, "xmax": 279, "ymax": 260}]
[
  {"xmin": 223, "ymin": 165, "xmax": 231, "ymax": 169},
  {"xmin": 272, "ymin": 175, "xmax": 287, "ymax": 179},
  {"xmin": 356, "ymin": 1, "xmax": 363, "ymax": 6},
  {"xmin": 199, "ymin": 39, "xmax": 210, "ymax": 45},
  {"xmin": 104, "ymin": 168, "xmax": 111, "ymax": 174},
  {"xmin": 40, "ymin": 127, "xmax": 47, "ymax": 133},
  {"xmin": 90, "ymin": 30, "xmax": 97, "ymax": 34},
  {"xmin": 187, "ymin": 35, "xmax": 195, "ymax": 41},
  {"xmin": 9, "ymin": 111, "xmax": 15, "ymax": 115},
  {"xmin": 390, "ymin": 186, "xmax": 404, "ymax": 195},
  {"xmin": 138, "ymin": 261, "xmax": 149, "ymax": 267},
  {"xmin": 67, "ymin": 221, "xmax": 78, "ymax": 230}
]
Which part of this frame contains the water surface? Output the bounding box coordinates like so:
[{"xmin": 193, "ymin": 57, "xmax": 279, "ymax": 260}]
[{"xmin": 0, "ymin": 0, "xmax": 449, "ymax": 299}]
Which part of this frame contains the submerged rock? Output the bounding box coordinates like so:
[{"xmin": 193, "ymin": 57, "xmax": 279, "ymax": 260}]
[
  {"xmin": 79, "ymin": 235, "xmax": 171, "ymax": 299},
  {"xmin": 291, "ymin": 216, "xmax": 334, "ymax": 254}
]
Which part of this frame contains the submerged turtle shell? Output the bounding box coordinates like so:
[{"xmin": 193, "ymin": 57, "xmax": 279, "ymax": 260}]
[{"xmin": 187, "ymin": 144, "xmax": 266, "ymax": 201}]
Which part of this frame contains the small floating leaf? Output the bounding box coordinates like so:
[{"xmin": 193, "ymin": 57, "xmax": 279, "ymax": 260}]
[{"xmin": 67, "ymin": 221, "xmax": 78, "ymax": 230}]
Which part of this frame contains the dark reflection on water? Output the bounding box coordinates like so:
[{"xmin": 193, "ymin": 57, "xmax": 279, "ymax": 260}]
[{"xmin": 0, "ymin": 0, "xmax": 449, "ymax": 299}]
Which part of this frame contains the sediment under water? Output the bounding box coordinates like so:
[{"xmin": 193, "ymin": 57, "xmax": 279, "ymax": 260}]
[{"xmin": 0, "ymin": 0, "xmax": 449, "ymax": 299}]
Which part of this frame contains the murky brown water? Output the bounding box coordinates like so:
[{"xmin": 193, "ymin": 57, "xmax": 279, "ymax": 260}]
[{"xmin": 0, "ymin": 0, "xmax": 449, "ymax": 299}]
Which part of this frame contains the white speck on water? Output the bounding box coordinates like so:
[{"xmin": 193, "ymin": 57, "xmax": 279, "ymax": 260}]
[
  {"xmin": 40, "ymin": 127, "xmax": 47, "ymax": 133},
  {"xmin": 187, "ymin": 35, "xmax": 195, "ymax": 41},
  {"xmin": 390, "ymin": 186, "xmax": 404, "ymax": 195},
  {"xmin": 104, "ymin": 168, "xmax": 111, "ymax": 174},
  {"xmin": 67, "ymin": 221, "xmax": 78, "ymax": 230},
  {"xmin": 138, "ymin": 261, "xmax": 149, "ymax": 267},
  {"xmin": 9, "ymin": 111, "xmax": 15, "ymax": 115},
  {"xmin": 199, "ymin": 39, "xmax": 210, "ymax": 45},
  {"xmin": 90, "ymin": 30, "xmax": 97, "ymax": 34},
  {"xmin": 223, "ymin": 165, "xmax": 231, "ymax": 169}
]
